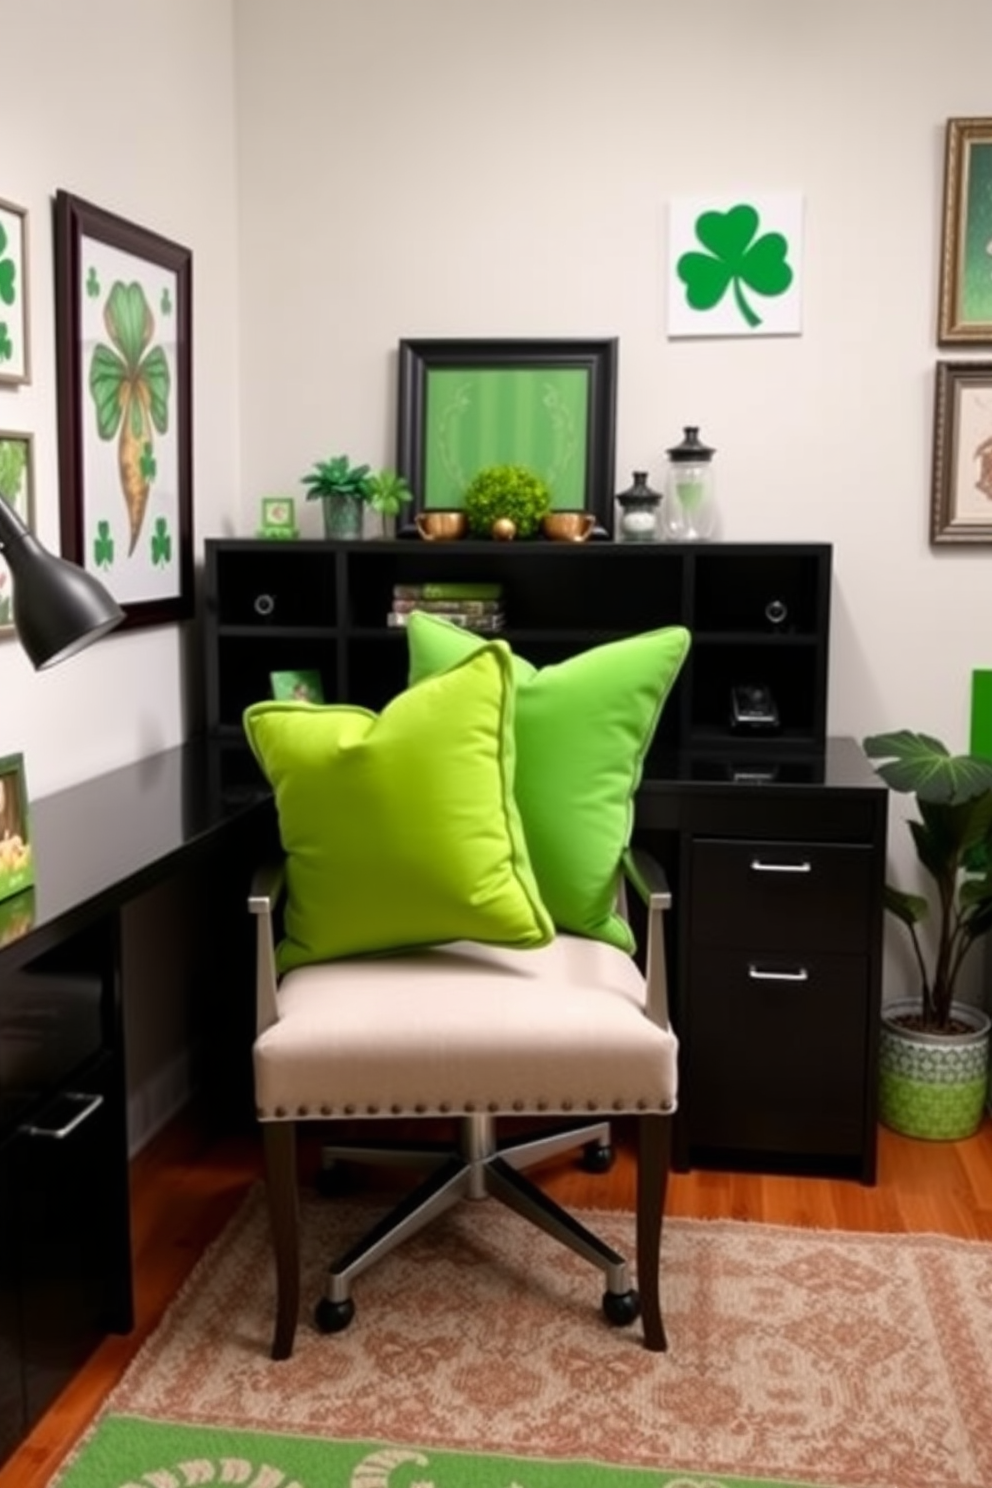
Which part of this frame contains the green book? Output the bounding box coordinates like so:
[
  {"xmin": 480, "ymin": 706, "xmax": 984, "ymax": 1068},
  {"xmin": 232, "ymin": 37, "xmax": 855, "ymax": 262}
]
[{"xmin": 393, "ymin": 582, "xmax": 503, "ymax": 601}]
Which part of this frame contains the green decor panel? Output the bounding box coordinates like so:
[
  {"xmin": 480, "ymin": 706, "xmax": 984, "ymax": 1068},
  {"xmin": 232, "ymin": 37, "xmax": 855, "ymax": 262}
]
[{"xmin": 424, "ymin": 367, "xmax": 589, "ymax": 510}]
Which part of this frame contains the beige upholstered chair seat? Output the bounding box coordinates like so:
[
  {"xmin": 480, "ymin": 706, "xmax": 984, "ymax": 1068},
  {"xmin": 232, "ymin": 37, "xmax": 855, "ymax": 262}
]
[{"xmin": 255, "ymin": 936, "xmax": 679, "ymax": 1121}]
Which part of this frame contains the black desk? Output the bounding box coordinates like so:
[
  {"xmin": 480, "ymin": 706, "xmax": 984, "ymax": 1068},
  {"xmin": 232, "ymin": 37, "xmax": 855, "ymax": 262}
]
[{"xmin": 0, "ymin": 739, "xmax": 272, "ymax": 1465}]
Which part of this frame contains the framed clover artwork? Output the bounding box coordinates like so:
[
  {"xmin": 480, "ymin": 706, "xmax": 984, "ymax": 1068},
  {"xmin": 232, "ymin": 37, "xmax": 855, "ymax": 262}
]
[
  {"xmin": 667, "ymin": 193, "xmax": 804, "ymax": 338},
  {"xmin": 53, "ymin": 190, "xmax": 193, "ymax": 629},
  {"xmin": 0, "ymin": 197, "xmax": 30, "ymax": 387},
  {"xmin": 0, "ymin": 431, "xmax": 34, "ymax": 637}
]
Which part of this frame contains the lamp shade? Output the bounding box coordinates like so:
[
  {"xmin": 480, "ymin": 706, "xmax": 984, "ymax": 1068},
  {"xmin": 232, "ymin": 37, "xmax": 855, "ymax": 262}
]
[{"xmin": 0, "ymin": 496, "xmax": 124, "ymax": 668}]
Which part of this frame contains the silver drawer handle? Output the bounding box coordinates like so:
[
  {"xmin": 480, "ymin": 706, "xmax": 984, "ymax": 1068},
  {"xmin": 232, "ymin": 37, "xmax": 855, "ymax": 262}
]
[
  {"xmin": 750, "ymin": 859, "xmax": 812, "ymax": 874},
  {"xmin": 20, "ymin": 1092, "xmax": 104, "ymax": 1139},
  {"xmin": 748, "ymin": 964, "xmax": 809, "ymax": 983}
]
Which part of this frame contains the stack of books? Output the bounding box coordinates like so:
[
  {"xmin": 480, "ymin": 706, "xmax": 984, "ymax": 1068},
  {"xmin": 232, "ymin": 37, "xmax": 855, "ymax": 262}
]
[{"xmin": 386, "ymin": 581, "xmax": 505, "ymax": 634}]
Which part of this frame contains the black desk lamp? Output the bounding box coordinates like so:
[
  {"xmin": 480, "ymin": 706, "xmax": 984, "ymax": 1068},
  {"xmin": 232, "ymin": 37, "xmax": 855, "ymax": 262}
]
[{"xmin": 0, "ymin": 495, "xmax": 124, "ymax": 668}]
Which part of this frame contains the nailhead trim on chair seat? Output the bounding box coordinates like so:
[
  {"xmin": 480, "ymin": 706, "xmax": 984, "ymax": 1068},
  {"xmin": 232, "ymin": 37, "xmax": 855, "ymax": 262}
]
[{"xmin": 257, "ymin": 1096, "xmax": 677, "ymax": 1119}]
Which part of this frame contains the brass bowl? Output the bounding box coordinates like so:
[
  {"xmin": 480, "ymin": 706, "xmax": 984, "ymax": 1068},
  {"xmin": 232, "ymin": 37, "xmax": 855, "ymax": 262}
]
[
  {"xmin": 415, "ymin": 510, "xmax": 468, "ymax": 541},
  {"xmin": 542, "ymin": 510, "xmax": 595, "ymax": 543}
]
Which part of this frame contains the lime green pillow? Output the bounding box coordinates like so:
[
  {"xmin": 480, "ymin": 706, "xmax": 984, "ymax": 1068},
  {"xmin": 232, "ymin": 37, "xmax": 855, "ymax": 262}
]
[
  {"xmin": 407, "ymin": 613, "xmax": 691, "ymax": 952},
  {"xmin": 244, "ymin": 643, "xmax": 553, "ymax": 971}
]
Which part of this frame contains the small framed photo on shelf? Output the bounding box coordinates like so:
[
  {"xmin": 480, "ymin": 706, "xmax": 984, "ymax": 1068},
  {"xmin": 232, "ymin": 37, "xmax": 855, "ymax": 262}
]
[
  {"xmin": 937, "ymin": 118, "xmax": 992, "ymax": 345},
  {"xmin": 270, "ymin": 668, "xmax": 324, "ymax": 703},
  {"xmin": 0, "ymin": 752, "xmax": 34, "ymax": 904},
  {"xmin": 931, "ymin": 360, "xmax": 992, "ymax": 543},
  {"xmin": 258, "ymin": 496, "xmax": 298, "ymax": 539}
]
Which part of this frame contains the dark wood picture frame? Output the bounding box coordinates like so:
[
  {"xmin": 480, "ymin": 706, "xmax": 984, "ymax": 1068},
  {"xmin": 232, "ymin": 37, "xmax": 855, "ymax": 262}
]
[
  {"xmin": 54, "ymin": 190, "xmax": 193, "ymax": 629},
  {"xmin": 930, "ymin": 360, "xmax": 992, "ymax": 543},
  {"xmin": 396, "ymin": 337, "xmax": 618, "ymax": 536}
]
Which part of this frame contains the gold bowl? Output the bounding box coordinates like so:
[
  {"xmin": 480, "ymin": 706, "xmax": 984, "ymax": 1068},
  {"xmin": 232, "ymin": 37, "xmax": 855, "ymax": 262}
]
[
  {"xmin": 415, "ymin": 510, "xmax": 468, "ymax": 541},
  {"xmin": 541, "ymin": 510, "xmax": 595, "ymax": 543}
]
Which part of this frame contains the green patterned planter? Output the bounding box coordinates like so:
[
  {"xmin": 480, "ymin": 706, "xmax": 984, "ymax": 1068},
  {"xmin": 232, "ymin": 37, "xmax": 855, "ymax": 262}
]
[
  {"xmin": 879, "ymin": 999, "xmax": 990, "ymax": 1140},
  {"xmin": 321, "ymin": 493, "xmax": 363, "ymax": 540}
]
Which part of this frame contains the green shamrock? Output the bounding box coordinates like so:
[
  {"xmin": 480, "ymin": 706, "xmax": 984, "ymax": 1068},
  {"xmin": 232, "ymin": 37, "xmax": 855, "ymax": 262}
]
[
  {"xmin": 0, "ymin": 324, "xmax": 11, "ymax": 363},
  {"xmin": 86, "ymin": 266, "xmax": 100, "ymax": 298},
  {"xmin": 677, "ymin": 203, "xmax": 793, "ymax": 328},
  {"xmin": 160, "ymin": 287, "xmax": 172, "ymax": 316},
  {"xmin": 151, "ymin": 515, "xmax": 171, "ymax": 566},
  {"xmin": 139, "ymin": 439, "xmax": 157, "ymax": 484},
  {"xmin": 93, "ymin": 519, "xmax": 115, "ymax": 569},
  {"xmin": 0, "ymin": 223, "xmax": 14, "ymax": 307}
]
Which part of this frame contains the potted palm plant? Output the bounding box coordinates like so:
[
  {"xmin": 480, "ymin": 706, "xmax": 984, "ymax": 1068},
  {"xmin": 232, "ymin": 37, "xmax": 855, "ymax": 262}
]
[{"xmin": 862, "ymin": 729, "xmax": 992, "ymax": 1139}]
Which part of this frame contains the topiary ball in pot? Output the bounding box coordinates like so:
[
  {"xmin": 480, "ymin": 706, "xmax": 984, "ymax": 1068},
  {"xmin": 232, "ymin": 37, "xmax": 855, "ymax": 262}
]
[{"xmin": 462, "ymin": 464, "xmax": 552, "ymax": 539}]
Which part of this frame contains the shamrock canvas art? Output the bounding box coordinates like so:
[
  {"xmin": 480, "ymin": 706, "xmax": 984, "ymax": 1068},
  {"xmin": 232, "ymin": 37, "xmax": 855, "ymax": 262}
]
[
  {"xmin": 667, "ymin": 193, "xmax": 804, "ymax": 338},
  {"xmin": 54, "ymin": 191, "xmax": 193, "ymax": 630}
]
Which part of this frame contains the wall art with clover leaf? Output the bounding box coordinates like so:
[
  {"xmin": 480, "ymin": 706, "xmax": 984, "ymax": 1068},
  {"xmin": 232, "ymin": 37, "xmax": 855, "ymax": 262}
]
[
  {"xmin": 667, "ymin": 194, "xmax": 804, "ymax": 339},
  {"xmin": 0, "ymin": 431, "xmax": 34, "ymax": 638},
  {"xmin": 53, "ymin": 191, "xmax": 193, "ymax": 629},
  {"xmin": 0, "ymin": 198, "xmax": 30, "ymax": 387}
]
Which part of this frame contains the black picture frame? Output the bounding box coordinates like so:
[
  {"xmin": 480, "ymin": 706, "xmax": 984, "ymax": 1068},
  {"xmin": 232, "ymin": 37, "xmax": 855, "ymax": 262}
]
[
  {"xmin": 54, "ymin": 190, "xmax": 193, "ymax": 629},
  {"xmin": 396, "ymin": 337, "xmax": 618, "ymax": 536}
]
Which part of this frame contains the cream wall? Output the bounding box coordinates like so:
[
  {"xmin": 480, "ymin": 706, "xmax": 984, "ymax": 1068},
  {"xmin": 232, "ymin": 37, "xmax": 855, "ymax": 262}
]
[
  {"xmin": 0, "ymin": 0, "xmax": 242, "ymax": 798},
  {"xmin": 231, "ymin": 0, "xmax": 992, "ymax": 1003},
  {"xmin": 232, "ymin": 0, "xmax": 991, "ymax": 754},
  {"xmin": 1, "ymin": 1, "xmax": 991, "ymax": 1010}
]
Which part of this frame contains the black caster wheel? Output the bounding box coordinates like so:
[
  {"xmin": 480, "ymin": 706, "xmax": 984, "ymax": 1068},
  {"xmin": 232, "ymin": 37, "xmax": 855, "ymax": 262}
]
[
  {"xmin": 314, "ymin": 1296, "xmax": 355, "ymax": 1333},
  {"xmin": 314, "ymin": 1160, "xmax": 358, "ymax": 1198},
  {"xmin": 581, "ymin": 1140, "xmax": 615, "ymax": 1174},
  {"xmin": 602, "ymin": 1288, "xmax": 641, "ymax": 1327}
]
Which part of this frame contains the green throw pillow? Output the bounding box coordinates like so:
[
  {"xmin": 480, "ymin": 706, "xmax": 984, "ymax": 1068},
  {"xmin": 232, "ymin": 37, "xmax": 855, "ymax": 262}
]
[
  {"xmin": 244, "ymin": 643, "xmax": 553, "ymax": 971},
  {"xmin": 407, "ymin": 613, "xmax": 691, "ymax": 952}
]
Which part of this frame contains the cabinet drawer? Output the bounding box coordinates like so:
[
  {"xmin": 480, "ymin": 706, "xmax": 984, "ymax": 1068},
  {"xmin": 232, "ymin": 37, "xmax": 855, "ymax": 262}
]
[
  {"xmin": 685, "ymin": 945, "xmax": 869, "ymax": 1158},
  {"xmin": 690, "ymin": 838, "xmax": 874, "ymax": 953}
]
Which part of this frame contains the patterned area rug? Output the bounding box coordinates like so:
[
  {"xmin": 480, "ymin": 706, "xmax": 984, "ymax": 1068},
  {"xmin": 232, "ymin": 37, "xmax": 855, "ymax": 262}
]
[{"xmin": 63, "ymin": 1188, "xmax": 992, "ymax": 1488}]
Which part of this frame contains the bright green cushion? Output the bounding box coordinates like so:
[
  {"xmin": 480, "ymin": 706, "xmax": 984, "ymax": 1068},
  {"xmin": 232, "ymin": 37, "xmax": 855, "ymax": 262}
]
[
  {"xmin": 407, "ymin": 613, "xmax": 691, "ymax": 952},
  {"xmin": 244, "ymin": 643, "xmax": 553, "ymax": 971}
]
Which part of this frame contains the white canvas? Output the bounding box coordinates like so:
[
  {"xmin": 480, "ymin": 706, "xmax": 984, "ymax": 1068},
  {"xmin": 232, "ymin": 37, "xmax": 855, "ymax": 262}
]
[{"xmin": 667, "ymin": 193, "xmax": 804, "ymax": 339}]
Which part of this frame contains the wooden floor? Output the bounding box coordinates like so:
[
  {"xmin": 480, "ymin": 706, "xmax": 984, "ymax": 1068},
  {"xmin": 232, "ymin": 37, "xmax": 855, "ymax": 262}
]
[{"xmin": 3, "ymin": 1110, "xmax": 991, "ymax": 1488}]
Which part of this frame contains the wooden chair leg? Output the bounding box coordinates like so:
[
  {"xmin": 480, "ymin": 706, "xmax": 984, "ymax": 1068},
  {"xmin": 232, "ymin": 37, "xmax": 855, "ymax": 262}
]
[
  {"xmin": 262, "ymin": 1121, "xmax": 300, "ymax": 1360},
  {"xmin": 636, "ymin": 1112, "xmax": 670, "ymax": 1351}
]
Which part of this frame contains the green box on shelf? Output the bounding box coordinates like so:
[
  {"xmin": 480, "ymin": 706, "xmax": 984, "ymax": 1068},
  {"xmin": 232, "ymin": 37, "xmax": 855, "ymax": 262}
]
[{"xmin": 257, "ymin": 496, "xmax": 299, "ymax": 540}]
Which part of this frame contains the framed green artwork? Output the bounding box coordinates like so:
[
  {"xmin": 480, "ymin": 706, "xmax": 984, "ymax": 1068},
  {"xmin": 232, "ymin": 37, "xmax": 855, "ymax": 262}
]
[
  {"xmin": 54, "ymin": 190, "xmax": 193, "ymax": 629},
  {"xmin": 396, "ymin": 338, "xmax": 618, "ymax": 535},
  {"xmin": 0, "ymin": 197, "xmax": 30, "ymax": 387},
  {"xmin": 938, "ymin": 118, "xmax": 992, "ymax": 345},
  {"xmin": 0, "ymin": 430, "xmax": 34, "ymax": 637}
]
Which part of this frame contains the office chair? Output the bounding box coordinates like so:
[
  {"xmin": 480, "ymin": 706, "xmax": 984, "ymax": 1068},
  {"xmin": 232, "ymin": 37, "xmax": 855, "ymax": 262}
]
[
  {"xmin": 244, "ymin": 627, "xmax": 687, "ymax": 1359},
  {"xmin": 250, "ymin": 846, "xmax": 676, "ymax": 1358}
]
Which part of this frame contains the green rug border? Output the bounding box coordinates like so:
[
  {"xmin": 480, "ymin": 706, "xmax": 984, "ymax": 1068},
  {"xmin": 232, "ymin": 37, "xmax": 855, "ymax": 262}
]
[{"xmin": 52, "ymin": 1411, "xmax": 840, "ymax": 1488}]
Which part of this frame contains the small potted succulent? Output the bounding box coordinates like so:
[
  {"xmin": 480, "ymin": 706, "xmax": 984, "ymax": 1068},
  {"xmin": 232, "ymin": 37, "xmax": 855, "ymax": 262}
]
[
  {"xmin": 365, "ymin": 468, "xmax": 413, "ymax": 537},
  {"xmin": 300, "ymin": 455, "xmax": 373, "ymax": 539},
  {"xmin": 862, "ymin": 728, "xmax": 992, "ymax": 1139},
  {"xmin": 462, "ymin": 463, "xmax": 551, "ymax": 539}
]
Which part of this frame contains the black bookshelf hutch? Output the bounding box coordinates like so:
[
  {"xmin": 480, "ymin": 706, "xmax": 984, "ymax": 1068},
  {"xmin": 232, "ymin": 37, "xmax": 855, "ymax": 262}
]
[{"xmin": 203, "ymin": 537, "xmax": 888, "ymax": 1184}]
